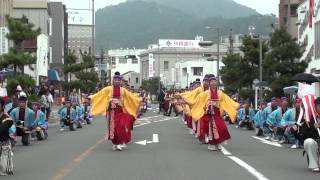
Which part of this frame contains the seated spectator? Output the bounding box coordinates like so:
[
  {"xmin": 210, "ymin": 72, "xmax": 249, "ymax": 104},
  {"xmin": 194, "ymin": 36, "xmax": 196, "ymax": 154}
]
[{"xmin": 237, "ymin": 100, "xmax": 255, "ymax": 130}]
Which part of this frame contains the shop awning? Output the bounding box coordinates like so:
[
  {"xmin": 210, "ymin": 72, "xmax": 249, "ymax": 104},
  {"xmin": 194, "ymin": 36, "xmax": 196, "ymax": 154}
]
[{"xmin": 48, "ymin": 69, "xmax": 60, "ymax": 81}]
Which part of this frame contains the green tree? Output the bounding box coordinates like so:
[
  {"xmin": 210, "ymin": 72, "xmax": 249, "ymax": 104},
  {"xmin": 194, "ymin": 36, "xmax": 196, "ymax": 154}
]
[
  {"xmin": 63, "ymin": 49, "xmax": 99, "ymax": 94},
  {"xmin": 0, "ymin": 15, "xmax": 40, "ymax": 74},
  {"xmin": 142, "ymin": 77, "xmax": 160, "ymax": 96},
  {"xmin": 221, "ymin": 36, "xmax": 268, "ymax": 98},
  {"xmin": 263, "ymin": 27, "xmax": 307, "ymax": 97}
]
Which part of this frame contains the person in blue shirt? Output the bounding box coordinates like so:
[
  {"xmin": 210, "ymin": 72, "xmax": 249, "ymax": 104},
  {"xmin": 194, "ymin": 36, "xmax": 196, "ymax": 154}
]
[
  {"xmin": 59, "ymin": 100, "xmax": 77, "ymax": 131},
  {"xmin": 237, "ymin": 100, "xmax": 255, "ymax": 130},
  {"xmin": 31, "ymin": 102, "xmax": 48, "ymax": 140},
  {"xmin": 82, "ymin": 97, "xmax": 92, "ymax": 124},
  {"xmin": 262, "ymin": 97, "xmax": 279, "ymax": 140},
  {"xmin": 266, "ymin": 97, "xmax": 289, "ymax": 142},
  {"xmin": 253, "ymin": 101, "xmax": 267, "ymax": 136},
  {"xmin": 9, "ymin": 96, "xmax": 35, "ymax": 146},
  {"xmin": 280, "ymin": 99, "xmax": 301, "ymax": 148},
  {"xmin": 72, "ymin": 101, "xmax": 83, "ymax": 128}
]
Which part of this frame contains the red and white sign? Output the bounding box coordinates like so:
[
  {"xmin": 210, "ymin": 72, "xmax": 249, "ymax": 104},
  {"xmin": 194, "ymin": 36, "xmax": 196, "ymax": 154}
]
[{"xmin": 159, "ymin": 39, "xmax": 200, "ymax": 48}]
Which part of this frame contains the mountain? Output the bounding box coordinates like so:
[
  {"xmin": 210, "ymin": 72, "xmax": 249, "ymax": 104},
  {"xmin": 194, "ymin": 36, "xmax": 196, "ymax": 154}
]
[
  {"xmin": 96, "ymin": 1, "xmax": 276, "ymax": 50},
  {"xmin": 127, "ymin": 0, "xmax": 260, "ymax": 18}
]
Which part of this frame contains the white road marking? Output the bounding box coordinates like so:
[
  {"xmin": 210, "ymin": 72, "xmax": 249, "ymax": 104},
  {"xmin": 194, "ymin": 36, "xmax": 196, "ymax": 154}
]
[
  {"xmin": 152, "ymin": 134, "xmax": 159, "ymax": 143},
  {"xmin": 220, "ymin": 145, "xmax": 269, "ymax": 180},
  {"xmin": 228, "ymin": 156, "xmax": 269, "ymax": 180},
  {"xmin": 252, "ymin": 136, "xmax": 282, "ymax": 148},
  {"xmin": 135, "ymin": 140, "xmax": 147, "ymax": 146},
  {"xmin": 220, "ymin": 146, "xmax": 232, "ymax": 156}
]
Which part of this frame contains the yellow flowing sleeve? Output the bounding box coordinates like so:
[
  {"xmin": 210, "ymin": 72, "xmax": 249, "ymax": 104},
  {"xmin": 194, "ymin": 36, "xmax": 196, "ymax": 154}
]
[
  {"xmin": 179, "ymin": 86, "xmax": 204, "ymax": 106},
  {"xmin": 190, "ymin": 91, "xmax": 210, "ymax": 121},
  {"xmin": 90, "ymin": 86, "xmax": 112, "ymax": 116},
  {"xmin": 122, "ymin": 88, "xmax": 141, "ymax": 118},
  {"xmin": 218, "ymin": 90, "xmax": 240, "ymax": 123}
]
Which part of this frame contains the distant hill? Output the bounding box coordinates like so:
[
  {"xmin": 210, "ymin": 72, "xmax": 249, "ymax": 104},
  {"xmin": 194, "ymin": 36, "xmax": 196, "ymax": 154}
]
[
  {"xmin": 127, "ymin": 0, "xmax": 260, "ymax": 18},
  {"xmin": 96, "ymin": 1, "xmax": 276, "ymax": 50}
]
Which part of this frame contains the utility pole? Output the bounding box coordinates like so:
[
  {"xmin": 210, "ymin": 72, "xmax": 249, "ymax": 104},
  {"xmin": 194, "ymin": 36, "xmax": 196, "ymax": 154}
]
[
  {"xmin": 259, "ymin": 37, "xmax": 263, "ymax": 102},
  {"xmin": 229, "ymin": 29, "xmax": 234, "ymax": 54},
  {"xmin": 92, "ymin": 0, "xmax": 95, "ymax": 55}
]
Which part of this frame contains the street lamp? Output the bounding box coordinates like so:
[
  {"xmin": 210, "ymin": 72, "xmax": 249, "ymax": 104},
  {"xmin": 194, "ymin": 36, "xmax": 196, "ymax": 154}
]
[{"xmin": 204, "ymin": 26, "xmax": 220, "ymax": 81}]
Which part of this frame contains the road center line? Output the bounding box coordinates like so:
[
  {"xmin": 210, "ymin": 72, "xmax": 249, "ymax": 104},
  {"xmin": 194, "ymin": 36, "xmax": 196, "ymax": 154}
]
[
  {"xmin": 52, "ymin": 116, "xmax": 174, "ymax": 180},
  {"xmin": 228, "ymin": 156, "xmax": 269, "ymax": 180},
  {"xmin": 252, "ymin": 136, "xmax": 282, "ymax": 148}
]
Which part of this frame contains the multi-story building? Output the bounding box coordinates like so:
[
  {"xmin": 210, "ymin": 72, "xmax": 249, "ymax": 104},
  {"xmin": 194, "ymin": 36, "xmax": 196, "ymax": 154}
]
[
  {"xmin": 0, "ymin": 0, "xmax": 13, "ymax": 55},
  {"xmin": 139, "ymin": 38, "xmax": 241, "ymax": 86},
  {"xmin": 48, "ymin": 2, "xmax": 68, "ymax": 73},
  {"xmin": 13, "ymin": 0, "xmax": 50, "ymax": 35},
  {"xmin": 279, "ymin": 0, "xmax": 305, "ymax": 39},
  {"xmin": 67, "ymin": 9, "xmax": 93, "ymax": 60},
  {"xmin": 107, "ymin": 49, "xmax": 145, "ymax": 84},
  {"xmin": 297, "ymin": 0, "xmax": 320, "ymax": 96},
  {"xmin": 175, "ymin": 59, "xmax": 217, "ymax": 89},
  {"xmin": 13, "ymin": 0, "xmax": 50, "ymax": 85},
  {"xmin": 0, "ymin": 0, "xmax": 13, "ymax": 27}
]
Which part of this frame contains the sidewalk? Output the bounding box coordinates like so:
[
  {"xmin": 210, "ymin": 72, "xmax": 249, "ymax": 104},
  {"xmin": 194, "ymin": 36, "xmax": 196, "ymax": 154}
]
[{"xmin": 48, "ymin": 105, "xmax": 62, "ymax": 127}]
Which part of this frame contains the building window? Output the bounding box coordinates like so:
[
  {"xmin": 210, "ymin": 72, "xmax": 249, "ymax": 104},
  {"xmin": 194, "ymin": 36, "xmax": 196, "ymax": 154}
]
[
  {"xmin": 111, "ymin": 57, "xmax": 116, "ymax": 65},
  {"xmin": 136, "ymin": 77, "xmax": 139, "ymax": 83},
  {"xmin": 129, "ymin": 78, "xmax": 131, "ymax": 83},
  {"xmin": 132, "ymin": 58, "xmax": 138, "ymax": 64},
  {"xmin": 192, "ymin": 67, "xmax": 203, "ymax": 76},
  {"xmin": 119, "ymin": 57, "xmax": 127, "ymax": 64},
  {"xmin": 164, "ymin": 61, "xmax": 169, "ymax": 71},
  {"xmin": 182, "ymin": 68, "xmax": 187, "ymax": 76}
]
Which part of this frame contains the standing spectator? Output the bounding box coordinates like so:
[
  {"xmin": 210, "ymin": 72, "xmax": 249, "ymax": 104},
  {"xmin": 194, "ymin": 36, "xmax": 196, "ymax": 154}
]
[
  {"xmin": 39, "ymin": 89, "xmax": 48, "ymax": 119},
  {"xmin": 46, "ymin": 91, "xmax": 54, "ymax": 120},
  {"xmin": 158, "ymin": 88, "xmax": 165, "ymax": 114},
  {"xmin": 70, "ymin": 89, "xmax": 79, "ymax": 105},
  {"xmin": 49, "ymin": 85, "xmax": 55, "ymax": 99}
]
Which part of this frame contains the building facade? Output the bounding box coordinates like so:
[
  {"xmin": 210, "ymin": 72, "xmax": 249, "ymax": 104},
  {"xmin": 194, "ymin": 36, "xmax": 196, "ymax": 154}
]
[
  {"xmin": 175, "ymin": 59, "xmax": 218, "ymax": 89},
  {"xmin": 122, "ymin": 71, "xmax": 141, "ymax": 89},
  {"xmin": 13, "ymin": 0, "xmax": 50, "ymax": 35},
  {"xmin": 107, "ymin": 49, "xmax": 145, "ymax": 77},
  {"xmin": 67, "ymin": 9, "xmax": 93, "ymax": 60},
  {"xmin": 139, "ymin": 38, "xmax": 239, "ymax": 86},
  {"xmin": 297, "ymin": 0, "xmax": 320, "ymax": 96},
  {"xmin": 279, "ymin": 0, "xmax": 305, "ymax": 39},
  {"xmin": 0, "ymin": 0, "xmax": 13, "ymax": 27},
  {"xmin": 13, "ymin": 0, "xmax": 50, "ymax": 85},
  {"xmin": 48, "ymin": 2, "xmax": 67, "ymax": 72}
]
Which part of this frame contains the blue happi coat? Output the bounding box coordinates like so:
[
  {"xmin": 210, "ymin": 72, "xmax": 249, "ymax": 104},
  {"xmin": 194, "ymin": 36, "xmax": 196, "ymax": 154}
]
[
  {"xmin": 73, "ymin": 106, "xmax": 83, "ymax": 121},
  {"xmin": 253, "ymin": 108, "xmax": 267, "ymax": 127},
  {"xmin": 280, "ymin": 108, "xmax": 297, "ymax": 127},
  {"xmin": 82, "ymin": 103, "xmax": 92, "ymax": 120},
  {"xmin": 237, "ymin": 108, "xmax": 255, "ymax": 122},
  {"xmin": 9, "ymin": 107, "xmax": 35, "ymax": 128},
  {"xmin": 59, "ymin": 107, "xmax": 77, "ymax": 122},
  {"xmin": 267, "ymin": 107, "xmax": 288, "ymax": 127},
  {"xmin": 34, "ymin": 110, "xmax": 48, "ymax": 129}
]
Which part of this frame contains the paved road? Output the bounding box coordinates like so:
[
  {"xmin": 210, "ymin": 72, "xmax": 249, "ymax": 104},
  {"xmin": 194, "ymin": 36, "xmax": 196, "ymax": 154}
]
[{"xmin": 2, "ymin": 109, "xmax": 319, "ymax": 180}]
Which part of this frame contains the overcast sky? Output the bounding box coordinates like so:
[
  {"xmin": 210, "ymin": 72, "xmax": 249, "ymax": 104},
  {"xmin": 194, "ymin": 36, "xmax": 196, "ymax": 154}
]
[{"xmin": 57, "ymin": 0, "xmax": 279, "ymax": 16}]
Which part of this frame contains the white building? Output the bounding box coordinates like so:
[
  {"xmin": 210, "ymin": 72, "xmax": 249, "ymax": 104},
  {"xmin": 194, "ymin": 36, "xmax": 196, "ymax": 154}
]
[
  {"xmin": 175, "ymin": 59, "xmax": 218, "ymax": 88},
  {"xmin": 297, "ymin": 0, "xmax": 320, "ymax": 96},
  {"xmin": 140, "ymin": 37, "xmax": 242, "ymax": 87},
  {"xmin": 107, "ymin": 49, "xmax": 145, "ymax": 76}
]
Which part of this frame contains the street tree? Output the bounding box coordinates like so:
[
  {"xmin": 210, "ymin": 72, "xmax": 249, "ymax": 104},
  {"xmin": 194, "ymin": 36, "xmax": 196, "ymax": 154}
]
[
  {"xmin": 263, "ymin": 27, "xmax": 307, "ymax": 97},
  {"xmin": 0, "ymin": 15, "xmax": 40, "ymax": 74}
]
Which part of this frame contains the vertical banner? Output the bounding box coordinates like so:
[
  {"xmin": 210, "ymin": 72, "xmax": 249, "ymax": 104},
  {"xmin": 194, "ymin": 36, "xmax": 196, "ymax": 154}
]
[
  {"xmin": 0, "ymin": 27, "xmax": 9, "ymax": 55},
  {"xmin": 148, "ymin": 53, "xmax": 154, "ymax": 78}
]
